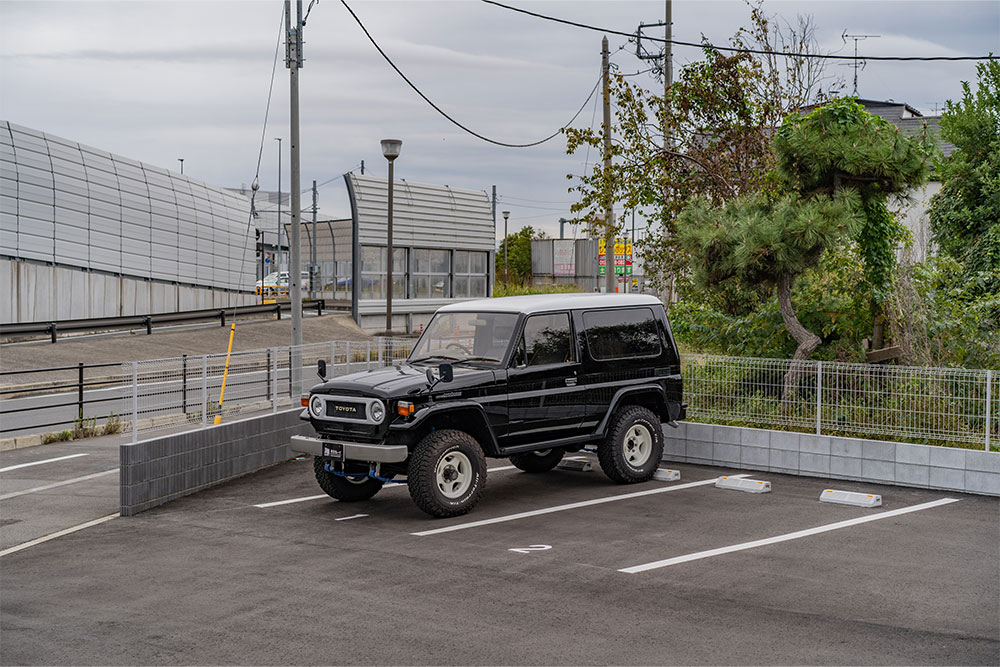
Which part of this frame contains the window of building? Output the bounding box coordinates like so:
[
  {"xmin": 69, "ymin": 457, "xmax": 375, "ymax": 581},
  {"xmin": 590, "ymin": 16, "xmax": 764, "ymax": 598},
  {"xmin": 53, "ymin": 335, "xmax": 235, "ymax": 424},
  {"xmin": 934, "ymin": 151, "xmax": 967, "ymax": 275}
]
[
  {"xmin": 453, "ymin": 250, "xmax": 489, "ymax": 298},
  {"xmin": 583, "ymin": 308, "xmax": 661, "ymax": 360},
  {"xmin": 361, "ymin": 246, "xmax": 405, "ymax": 299},
  {"xmin": 411, "ymin": 248, "xmax": 450, "ymax": 298},
  {"xmin": 512, "ymin": 312, "xmax": 573, "ymax": 367}
]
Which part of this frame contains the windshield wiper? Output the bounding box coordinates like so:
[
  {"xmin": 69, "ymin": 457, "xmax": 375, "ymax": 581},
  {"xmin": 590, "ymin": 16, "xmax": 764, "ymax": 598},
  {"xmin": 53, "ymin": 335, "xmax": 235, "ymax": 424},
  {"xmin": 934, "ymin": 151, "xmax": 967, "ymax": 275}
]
[
  {"xmin": 452, "ymin": 356, "xmax": 499, "ymax": 365},
  {"xmin": 409, "ymin": 354, "xmax": 460, "ymax": 364}
]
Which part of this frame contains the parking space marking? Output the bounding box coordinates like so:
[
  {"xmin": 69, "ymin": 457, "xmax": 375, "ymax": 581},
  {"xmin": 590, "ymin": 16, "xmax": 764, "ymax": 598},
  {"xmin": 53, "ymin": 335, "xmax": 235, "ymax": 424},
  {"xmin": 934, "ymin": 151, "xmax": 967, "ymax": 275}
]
[
  {"xmin": 255, "ymin": 494, "xmax": 329, "ymax": 508},
  {"xmin": 412, "ymin": 475, "xmax": 748, "ymax": 537},
  {"xmin": 0, "ymin": 453, "xmax": 89, "ymax": 473},
  {"xmin": 619, "ymin": 497, "xmax": 960, "ymax": 573},
  {"xmin": 0, "ymin": 513, "xmax": 119, "ymax": 558},
  {"xmin": 335, "ymin": 514, "xmax": 369, "ymax": 521},
  {"xmin": 0, "ymin": 469, "xmax": 117, "ymax": 501},
  {"xmin": 253, "ymin": 464, "xmax": 518, "ymax": 508}
]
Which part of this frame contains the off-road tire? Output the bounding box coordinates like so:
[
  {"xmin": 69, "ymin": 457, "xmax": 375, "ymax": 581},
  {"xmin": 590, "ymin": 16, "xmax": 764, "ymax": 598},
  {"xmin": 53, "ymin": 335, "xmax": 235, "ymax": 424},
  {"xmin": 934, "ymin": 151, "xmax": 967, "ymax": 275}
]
[
  {"xmin": 408, "ymin": 430, "xmax": 486, "ymax": 518},
  {"xmin": 597, "ymin": 406, "xmax": 663, "ymax": 483},
  {"xmin": 313, "ymin": 457, "xmax": 384, "ymax": 502},
  {"xmin": 509, "ymin": 448, "xmax": 564, "ymax": 473}
]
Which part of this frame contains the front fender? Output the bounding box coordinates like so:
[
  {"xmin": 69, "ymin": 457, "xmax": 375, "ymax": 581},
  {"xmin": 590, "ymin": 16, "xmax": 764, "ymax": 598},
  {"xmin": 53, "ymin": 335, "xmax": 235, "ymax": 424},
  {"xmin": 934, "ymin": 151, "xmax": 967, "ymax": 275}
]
[{"xmin": 390, "ymin": 401, "xmax": 501, "ymax": 456}]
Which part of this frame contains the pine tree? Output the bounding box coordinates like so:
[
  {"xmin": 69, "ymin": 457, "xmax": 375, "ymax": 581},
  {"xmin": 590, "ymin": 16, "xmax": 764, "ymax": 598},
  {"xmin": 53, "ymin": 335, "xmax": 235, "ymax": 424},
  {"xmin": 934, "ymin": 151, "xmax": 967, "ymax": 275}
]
[
  {"xmin": 679, "ymin": 98, "xmax": 930, "ymax": 405},
  {"xmin": 774, "ymin": 97, "xmax": 932, "ymax": 346}
]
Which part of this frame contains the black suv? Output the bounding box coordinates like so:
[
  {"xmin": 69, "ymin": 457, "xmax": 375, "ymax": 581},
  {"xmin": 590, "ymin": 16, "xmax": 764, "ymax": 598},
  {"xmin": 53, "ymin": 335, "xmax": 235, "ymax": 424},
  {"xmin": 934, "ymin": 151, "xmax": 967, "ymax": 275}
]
[{"xmin": 291, "ymin": 293, "xmax": 685, "ymax": 517}]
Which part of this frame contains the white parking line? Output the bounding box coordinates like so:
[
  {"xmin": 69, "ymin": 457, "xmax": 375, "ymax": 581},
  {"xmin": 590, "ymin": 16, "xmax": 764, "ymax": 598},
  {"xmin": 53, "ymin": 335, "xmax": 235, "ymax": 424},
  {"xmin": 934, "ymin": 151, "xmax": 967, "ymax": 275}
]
[
  {"xmin": 336, "ymin": 514, "xmax": 368, "ymax": 521},
  {"xmin": 0, "ymin": 453, "xmax": 89, "ymax": 473},
  {"xmin": 619, "ymin": 497, "xmax": 961, "ymax": 574},
  {"xmin": 412, "ymin": 475, "xmax": 748, "ymax": 537},
  {"xmin": 255, "ymin": 494, "xmax": 329, "ymax": 508},
  {"xmin": 0, "ymin": 513, "xmax": 119, "ymax": 558},
  {"xmin": 254, "ymin": 464, "xmax": 518, "ymax": 508},
  {"xmin": 0, "ymin": 469, "xmax": 117, "ymax": 501}
]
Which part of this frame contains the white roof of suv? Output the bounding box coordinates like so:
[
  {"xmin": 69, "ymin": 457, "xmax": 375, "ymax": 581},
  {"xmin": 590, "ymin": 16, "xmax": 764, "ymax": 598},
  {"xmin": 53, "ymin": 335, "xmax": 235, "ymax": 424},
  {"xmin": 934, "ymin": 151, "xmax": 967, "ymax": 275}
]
[{"xmin": 436, "ymin": 293, "xmax": 663, "ymax": 315}]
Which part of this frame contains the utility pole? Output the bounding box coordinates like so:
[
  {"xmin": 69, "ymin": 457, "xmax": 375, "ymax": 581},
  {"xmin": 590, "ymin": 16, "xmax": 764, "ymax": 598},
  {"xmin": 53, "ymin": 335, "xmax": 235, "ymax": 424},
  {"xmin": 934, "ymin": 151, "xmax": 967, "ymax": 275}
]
[
  {"xmin": 630, "ymin": 209, "xmax": 635, "ymax": 293},
  {"xmin": 360, "ymin": 159, "xmax": 365, "ymax": 175},
  {"xmin": 491, "ymin": 185, "xmax": 497, "ymax": 289},
  {"xmin": 311, "ymin": 179, "xmax": 318, "ymax": 300},
  {"xmin": 664, "ymin": 0, "xmax": 673, "ymax": 304},
  {"xmin": 285, "ymin": 0, "xmax": 304, "ymax": 397},
  {"xmin": 601, "ymin": 36, "xmax": 615, "ymax": 294},
  {"xmin": 275, "ymin": 137, "xmax": 282, "ymax": 275}
]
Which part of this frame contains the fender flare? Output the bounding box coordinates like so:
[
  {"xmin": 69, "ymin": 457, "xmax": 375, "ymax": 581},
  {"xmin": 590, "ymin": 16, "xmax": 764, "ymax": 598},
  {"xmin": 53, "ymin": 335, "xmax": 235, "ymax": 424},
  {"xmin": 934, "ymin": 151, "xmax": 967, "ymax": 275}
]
[
  {"xmin": 595, "ymin": 384, "xmax": 670, "ymax": 436},
  {"xmin": 390, "ymin": 401, "xmax": 501, "ymax": 456}
]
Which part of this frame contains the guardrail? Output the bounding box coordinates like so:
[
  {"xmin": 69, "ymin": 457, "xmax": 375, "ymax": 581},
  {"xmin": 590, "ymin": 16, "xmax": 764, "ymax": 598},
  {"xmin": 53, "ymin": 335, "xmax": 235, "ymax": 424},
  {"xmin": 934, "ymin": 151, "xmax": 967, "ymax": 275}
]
[
  {"xmin": 0, "ymin": 362, "xmax": 125, "ymax": 434},
  {"xmin": 0, "ymin": 300, "xmax": 329, "ymax": 343}
]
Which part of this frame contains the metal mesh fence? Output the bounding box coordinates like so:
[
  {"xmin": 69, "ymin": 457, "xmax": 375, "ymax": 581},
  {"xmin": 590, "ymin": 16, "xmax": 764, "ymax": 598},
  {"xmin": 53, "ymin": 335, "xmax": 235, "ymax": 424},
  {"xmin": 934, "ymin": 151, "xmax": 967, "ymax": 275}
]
[
  {"xmin": 684, "ymin": 354, "xmax": 997, "ymax": 450},
  {"xmin": 120, "ymin": 343, "xmax": 994, "ymax": 450},
  {"xmin": 121, "ymin": 338, "xmax": 416, "ymax": 440}
]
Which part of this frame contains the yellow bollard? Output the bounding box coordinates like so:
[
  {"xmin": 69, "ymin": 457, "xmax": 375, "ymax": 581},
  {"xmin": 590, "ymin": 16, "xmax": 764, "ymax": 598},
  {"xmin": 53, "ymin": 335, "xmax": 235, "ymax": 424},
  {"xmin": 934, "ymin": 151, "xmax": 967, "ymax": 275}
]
[{"xmin": 214, "ymin": 323, "xmax": 236, "ymax": 425}]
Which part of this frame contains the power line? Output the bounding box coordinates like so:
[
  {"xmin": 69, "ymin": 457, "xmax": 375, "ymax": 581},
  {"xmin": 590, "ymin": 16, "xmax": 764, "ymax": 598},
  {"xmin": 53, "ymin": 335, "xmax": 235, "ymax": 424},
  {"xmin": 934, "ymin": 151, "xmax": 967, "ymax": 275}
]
[
  {"xmin": 480, "ymin": 0, "xmax": 997, "ymax": 62},
  {"xmin": 498, "ymin": 200, "xmax": 573, "ymax": 212},
  {"xmin": 234, "ymin": 7, "xmax": 285, "ymax": 311},
  {"xmin": 340, "ymin": 0, "xmax": 602, "ymax": 148},
  {"xmin": 499, "ymin": 194, "xmax": 576, "ymax": 204}
]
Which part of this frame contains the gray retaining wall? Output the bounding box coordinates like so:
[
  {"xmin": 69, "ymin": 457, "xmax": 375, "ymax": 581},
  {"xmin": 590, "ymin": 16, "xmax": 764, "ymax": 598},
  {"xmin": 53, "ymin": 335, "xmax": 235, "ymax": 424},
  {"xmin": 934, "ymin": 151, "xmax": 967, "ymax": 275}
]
[
  {"xmin": 120, "ymin": 408, "xmax": 310, "ymax": 516},
  {"xmin": 120, "ymin": 413, "xmax": 1000, "ymax": 517},
  {"xmin": 664, "ymin": 422, "xmax": 1000, "ymax": 496}
]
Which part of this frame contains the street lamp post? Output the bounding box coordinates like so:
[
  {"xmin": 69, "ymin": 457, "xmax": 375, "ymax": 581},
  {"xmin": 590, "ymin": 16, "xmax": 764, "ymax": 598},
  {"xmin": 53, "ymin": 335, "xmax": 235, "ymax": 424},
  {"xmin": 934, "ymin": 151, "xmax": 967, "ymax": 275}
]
[
  {"xmin": 380, "ymin": 139, "xmax": 402, "ymax": 334},
  {"xmin": 501, "ymin": 210, "xmax": 510, "ymax": 289},
  {"xmin": 275, "ymin": 137, "xmax": 282, "ymax": 275}
]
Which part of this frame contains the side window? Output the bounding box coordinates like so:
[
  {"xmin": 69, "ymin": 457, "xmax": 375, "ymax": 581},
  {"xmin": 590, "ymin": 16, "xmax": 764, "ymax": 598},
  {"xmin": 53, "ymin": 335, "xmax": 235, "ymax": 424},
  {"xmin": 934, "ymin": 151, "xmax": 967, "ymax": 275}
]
[
  {"xmin": 583, "ymin": 308, "xmax": 662, "ymax": 361},
  {"xmin": 514, "ymin": 313, "xmax": 572, "ymax": 367}
]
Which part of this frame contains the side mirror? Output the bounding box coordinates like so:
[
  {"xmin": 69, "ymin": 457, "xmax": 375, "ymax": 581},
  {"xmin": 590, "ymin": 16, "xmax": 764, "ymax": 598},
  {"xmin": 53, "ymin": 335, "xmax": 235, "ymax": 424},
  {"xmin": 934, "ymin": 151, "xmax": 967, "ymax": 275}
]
[
  {"xmin": 438, "ymin": 363, "xmax": 454, "ymax": 383},
  {"xmin": 317, "ymin": 359, "xmax": 327, "ymax": 381}
]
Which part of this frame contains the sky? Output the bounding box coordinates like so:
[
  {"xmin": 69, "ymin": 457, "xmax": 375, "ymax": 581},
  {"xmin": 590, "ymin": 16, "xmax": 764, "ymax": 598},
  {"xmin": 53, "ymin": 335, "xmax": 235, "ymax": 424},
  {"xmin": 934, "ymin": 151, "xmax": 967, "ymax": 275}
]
[{"xmin": 1, "ymin": 0, "xmax": 997, "ymax": 244}]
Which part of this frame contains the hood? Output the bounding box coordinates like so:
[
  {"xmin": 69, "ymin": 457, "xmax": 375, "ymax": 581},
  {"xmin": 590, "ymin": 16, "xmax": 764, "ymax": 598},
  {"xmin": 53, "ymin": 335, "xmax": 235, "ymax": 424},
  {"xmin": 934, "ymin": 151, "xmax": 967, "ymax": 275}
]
[{"xmin": 309, "ymin": 363, "xmax": 493, "ymax": 399}]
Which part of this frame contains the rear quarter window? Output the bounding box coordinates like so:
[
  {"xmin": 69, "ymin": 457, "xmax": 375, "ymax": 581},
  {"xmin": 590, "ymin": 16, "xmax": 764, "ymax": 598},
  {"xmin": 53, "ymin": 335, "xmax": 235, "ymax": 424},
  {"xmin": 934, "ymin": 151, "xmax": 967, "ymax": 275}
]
[{"xmin": 582, "ymin": 307, "xmax": 662, "ymax": 361}]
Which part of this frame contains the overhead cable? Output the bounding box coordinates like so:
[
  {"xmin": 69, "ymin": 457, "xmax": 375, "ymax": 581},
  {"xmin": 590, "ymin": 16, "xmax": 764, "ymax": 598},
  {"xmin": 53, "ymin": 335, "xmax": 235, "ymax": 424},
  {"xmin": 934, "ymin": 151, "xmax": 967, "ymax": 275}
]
[
  {"xmin": 481, "ymin": 0, "xmax": 996, "ymax": 62},
  {"xmin": 341, "ymin": 0, "xmax": 601, "ymax": 148}
]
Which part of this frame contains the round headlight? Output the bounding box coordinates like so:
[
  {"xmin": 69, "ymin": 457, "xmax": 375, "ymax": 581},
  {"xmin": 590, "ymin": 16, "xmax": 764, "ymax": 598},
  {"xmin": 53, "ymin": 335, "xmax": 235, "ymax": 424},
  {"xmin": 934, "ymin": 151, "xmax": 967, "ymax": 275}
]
[
  {"xmin": 370, "ymin": 401, "xmax": 385, "ymax": 424},
  {"xmin": 309, "ymin": 395, "xmax": 324, "ymax": 417}
]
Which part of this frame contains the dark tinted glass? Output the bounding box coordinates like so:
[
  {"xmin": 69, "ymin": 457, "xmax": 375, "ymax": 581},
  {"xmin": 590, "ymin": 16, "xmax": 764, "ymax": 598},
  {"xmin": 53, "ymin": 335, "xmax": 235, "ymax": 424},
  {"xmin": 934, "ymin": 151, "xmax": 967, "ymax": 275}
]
[
  {"xmin": 517, "ymin": 313, "xmax": 572, "ymax": 366},
  {"xmin": 583, "ymin": 307, "xmax": 661, "ymax": 360}
]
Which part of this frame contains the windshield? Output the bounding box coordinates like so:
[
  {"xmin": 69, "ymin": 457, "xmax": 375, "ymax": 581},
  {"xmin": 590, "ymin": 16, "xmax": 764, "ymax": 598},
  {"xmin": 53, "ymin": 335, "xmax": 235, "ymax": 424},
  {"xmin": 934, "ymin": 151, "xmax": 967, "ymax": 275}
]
[{"xmin": 409, "ymin": 312, "xmax": 519, "ymax": 365}]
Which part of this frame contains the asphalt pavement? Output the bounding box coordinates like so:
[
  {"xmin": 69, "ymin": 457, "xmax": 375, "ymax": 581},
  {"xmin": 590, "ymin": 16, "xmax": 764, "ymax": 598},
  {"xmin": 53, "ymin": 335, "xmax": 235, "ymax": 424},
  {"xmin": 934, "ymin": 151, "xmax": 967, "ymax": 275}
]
[
  {"xmin": 2, "ymin": 452, "xmax": 997, "ymax": 666},
  {"xmin": 1, "ymin": 312, "xmax": 370, "ymax": 385}
]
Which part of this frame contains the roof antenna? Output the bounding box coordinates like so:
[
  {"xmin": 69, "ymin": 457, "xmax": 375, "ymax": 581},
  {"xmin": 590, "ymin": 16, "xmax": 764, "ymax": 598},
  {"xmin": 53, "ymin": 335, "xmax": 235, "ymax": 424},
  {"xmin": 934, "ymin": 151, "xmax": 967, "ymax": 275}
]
[{"xmin": 842, "ymin": 31, "xmax": 881, "ymax": 96}]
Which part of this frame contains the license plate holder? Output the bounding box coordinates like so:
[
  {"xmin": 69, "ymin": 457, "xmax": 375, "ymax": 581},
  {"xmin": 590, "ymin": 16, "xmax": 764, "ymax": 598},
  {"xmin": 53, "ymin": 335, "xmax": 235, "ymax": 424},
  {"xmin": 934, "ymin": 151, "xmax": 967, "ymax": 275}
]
[{"xmin": 322, "ymin": 442, "xmax": 345, "ymax": 460}]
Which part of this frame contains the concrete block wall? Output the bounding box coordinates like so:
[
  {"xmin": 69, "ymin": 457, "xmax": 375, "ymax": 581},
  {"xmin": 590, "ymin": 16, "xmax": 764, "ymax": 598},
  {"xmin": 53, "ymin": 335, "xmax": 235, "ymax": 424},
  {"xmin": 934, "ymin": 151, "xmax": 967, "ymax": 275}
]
[
  {"xmin": 120, "ymin": 408, "xmax": 311, "ymax": 516},
  {"xmin": 663, "ymin": 422, "xmax": 1000, "ymax": 496}
]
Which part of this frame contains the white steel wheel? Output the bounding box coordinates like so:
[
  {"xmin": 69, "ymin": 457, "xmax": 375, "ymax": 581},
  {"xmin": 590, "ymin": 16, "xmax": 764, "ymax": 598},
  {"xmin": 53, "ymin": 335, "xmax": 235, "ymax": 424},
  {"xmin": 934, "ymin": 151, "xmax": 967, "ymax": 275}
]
[
  {"xmin": 624, "ymin": 424, "xmax": 653, "ymax": 467},
  {"xmin": 436, "ymin": 450, "xmax": 473, "ymax": 499}
]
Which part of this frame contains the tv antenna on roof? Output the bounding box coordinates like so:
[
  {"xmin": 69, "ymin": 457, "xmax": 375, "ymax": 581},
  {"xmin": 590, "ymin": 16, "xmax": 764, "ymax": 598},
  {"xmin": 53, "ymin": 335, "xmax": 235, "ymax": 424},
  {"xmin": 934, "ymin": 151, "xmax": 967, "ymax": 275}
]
[{"xmin": 842, "ymin": 31, "xmax": 881, "ymax": 96}]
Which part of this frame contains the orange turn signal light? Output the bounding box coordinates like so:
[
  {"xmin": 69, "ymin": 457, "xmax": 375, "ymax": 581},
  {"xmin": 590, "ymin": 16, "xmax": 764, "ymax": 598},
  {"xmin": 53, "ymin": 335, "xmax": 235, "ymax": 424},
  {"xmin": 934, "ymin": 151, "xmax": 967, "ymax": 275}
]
[
  {"xmin": 397, "ymin": 401, "xmax": 415, "ymax": 417},
  {"xmin": 300, "ymin": 396, "xmax": 309, "ymax": 407}
]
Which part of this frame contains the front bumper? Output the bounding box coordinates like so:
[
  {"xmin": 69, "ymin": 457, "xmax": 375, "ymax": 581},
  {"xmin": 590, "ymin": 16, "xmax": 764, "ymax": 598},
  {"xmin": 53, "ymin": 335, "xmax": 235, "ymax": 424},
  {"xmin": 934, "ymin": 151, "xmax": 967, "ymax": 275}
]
[{"xmin": 290, "ymin": 435, "xmax": 408, "ymax": 463}]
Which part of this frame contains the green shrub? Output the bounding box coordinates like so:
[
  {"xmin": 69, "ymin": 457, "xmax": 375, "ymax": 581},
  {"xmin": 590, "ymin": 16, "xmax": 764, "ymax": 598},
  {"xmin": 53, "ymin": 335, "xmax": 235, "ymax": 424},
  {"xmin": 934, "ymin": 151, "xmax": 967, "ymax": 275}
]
[{"xmin": 42, "ymin": 430, "xmax": 73, "ymax": 444}]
